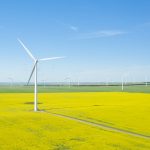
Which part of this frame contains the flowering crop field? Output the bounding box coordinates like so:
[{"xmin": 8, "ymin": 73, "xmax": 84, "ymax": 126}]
[{"xmin": 0, "ymin": 92, "xmax": 150, "ymax": 150}]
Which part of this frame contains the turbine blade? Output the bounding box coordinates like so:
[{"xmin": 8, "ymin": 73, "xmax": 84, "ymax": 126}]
[
  {"xmin": 39, "ymin": 56, "xmax": 65, "ymax": 61},
  {"xmin": 27, "ymin": 62, "xmax": 37, "ymax": 85},
  {"xmin": 18, "ymin": 38, "xmax": 36, "ymax": 61}
]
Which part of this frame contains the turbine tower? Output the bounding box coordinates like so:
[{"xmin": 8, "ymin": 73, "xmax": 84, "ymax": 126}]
[
  {"xmin": 8, "ymin": 77, "xmax": 14, "ymax": 87},
  {"xmin": 18, "ymin": 38, "xmax": 64, "ymax": 111},
  {"xmin": 121, "ymin": 76, "xmax": 124, "ymax": 91},
  {"xmin": 145, "ymin": 76, "xmax": 148, "ymax": 87}
]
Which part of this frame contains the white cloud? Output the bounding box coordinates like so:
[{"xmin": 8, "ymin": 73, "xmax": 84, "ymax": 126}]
[
  {"xmin": 76, "ymin": 30, "xmax": 126, "ymax": 39},
  {"xmin": 69, "ymin": 25, "xmax": 78, "ymax": 31},
  {"xmin": 57, "ymin": 20, "xmax": 78, "ymax": 32}
]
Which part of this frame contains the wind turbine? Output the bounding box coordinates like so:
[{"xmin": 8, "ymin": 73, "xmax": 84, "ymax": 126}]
[
  {"xmin": 18, "ymin": 38, "xmax": 64, "ymax": 112},
  {"xmin": 145, "ymin": 76, "xmax": 148, "ymax": 87},
  {"xmin": 42, "ymin": 79, "xmax": 46, "ymax": 88},
  {"xmin": 8, "ymin": 77, "xmax": 14, "ymax": 87},
  {"xmin": 75, "ymin": 72, "xmax": 80, "ymax": 86},
  {"xmin": 121, "ymin": 72, "xmax": 129, "ymax": 91},
  {"xmin": 77, "ymin": 77, "xmax": 80, "ymax": 86},
  {"xmin": 121, "ymin": 76, "xmax": 124, "ymax": 91},
  {"xmin": 64, "ymin": 77, "xmax": 71, "ymax": 88}
]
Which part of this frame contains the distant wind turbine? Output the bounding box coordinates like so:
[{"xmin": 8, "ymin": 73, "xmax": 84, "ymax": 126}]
[
  {"xmin": 121, "ymin": 73, "xmax": 129, "ymax": 91},
  {"xmin": 18, "ymin": 38, "xmax": 65, "ymax": 111},
  {"xmin": 121, "ymin": 76, "xmax": 124, "ymax": 91},
  {"xmin": 65, "ymin": 77, "xmax": 71, "ymax": 88},
  {"xmin": 145, "ymin": 76, "xmax": 148, "ymax": 87},
  {"xmin": 8, "ymin": 77, "xmax": 14, "ymax": 87}
]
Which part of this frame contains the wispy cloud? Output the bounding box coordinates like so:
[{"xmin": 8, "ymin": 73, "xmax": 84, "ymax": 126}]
[
  {"xmin": 69, "ymin": 25, "xmax": 78, "ymax": 31},
  {"xmin": 57, "ymin": 20, "xmax": 78, "ymax": 32},
  {"xmin": 76, "ymin": 30, "xmax": 126, "ymax": 39}
]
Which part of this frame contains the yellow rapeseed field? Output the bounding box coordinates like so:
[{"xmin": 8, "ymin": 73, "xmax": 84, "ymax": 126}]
[
  {"xmin": 43, "ymin": 92, "xmax": 150, "ymax": 136},
  {"xmin": 0, "ymin": 92, "xmax": 150, "ymax": 150}
]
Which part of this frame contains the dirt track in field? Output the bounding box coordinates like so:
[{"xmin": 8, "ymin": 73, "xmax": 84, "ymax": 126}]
[{"xmin": 41, "ymin": 111, "xmax": 150, "ymax": 140}]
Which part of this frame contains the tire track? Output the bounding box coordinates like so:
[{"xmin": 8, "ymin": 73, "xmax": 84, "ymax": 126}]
[{"xmin": 41, "ymin": 111, "xmax": 150, "ymax": 140}]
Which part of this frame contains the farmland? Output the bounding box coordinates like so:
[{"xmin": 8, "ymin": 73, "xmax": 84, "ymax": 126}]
[
  {"xmin": 0, "ymin": 86, "xmax": 150, "ymax": 150},
  {"xmin": 0, "ymin": 84, "xmax": 150, "ymax": 93}
]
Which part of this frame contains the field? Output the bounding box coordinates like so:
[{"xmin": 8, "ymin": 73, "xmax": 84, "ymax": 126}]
[
  {"xmin": 0, "ymin": 85, "xmax": 150, "ymax": 150},
  {"xmin": 0, "ymin": 84, "xmax": 150, "ymax": 93}
]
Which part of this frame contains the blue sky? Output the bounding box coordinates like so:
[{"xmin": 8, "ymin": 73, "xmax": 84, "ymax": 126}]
[{"xmin": 0, "ymin": 0, "xmax": 150, "ymax": 82}]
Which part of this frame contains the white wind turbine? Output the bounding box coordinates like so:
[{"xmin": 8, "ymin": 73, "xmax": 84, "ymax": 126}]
[
  {"xmin": 121, "ymin": 72, "xmax": 129, "ymax": 91},
  {"xmin": 145, "ymin": 76, "xmax": 148, "ymax": 87},
  {"xmin": 18, "ymin": 38, "xmax": 65, "ymax": 111},
  {"xmin": 8, "ymin": 77, "xmax": 14, "ymax": 87}
]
